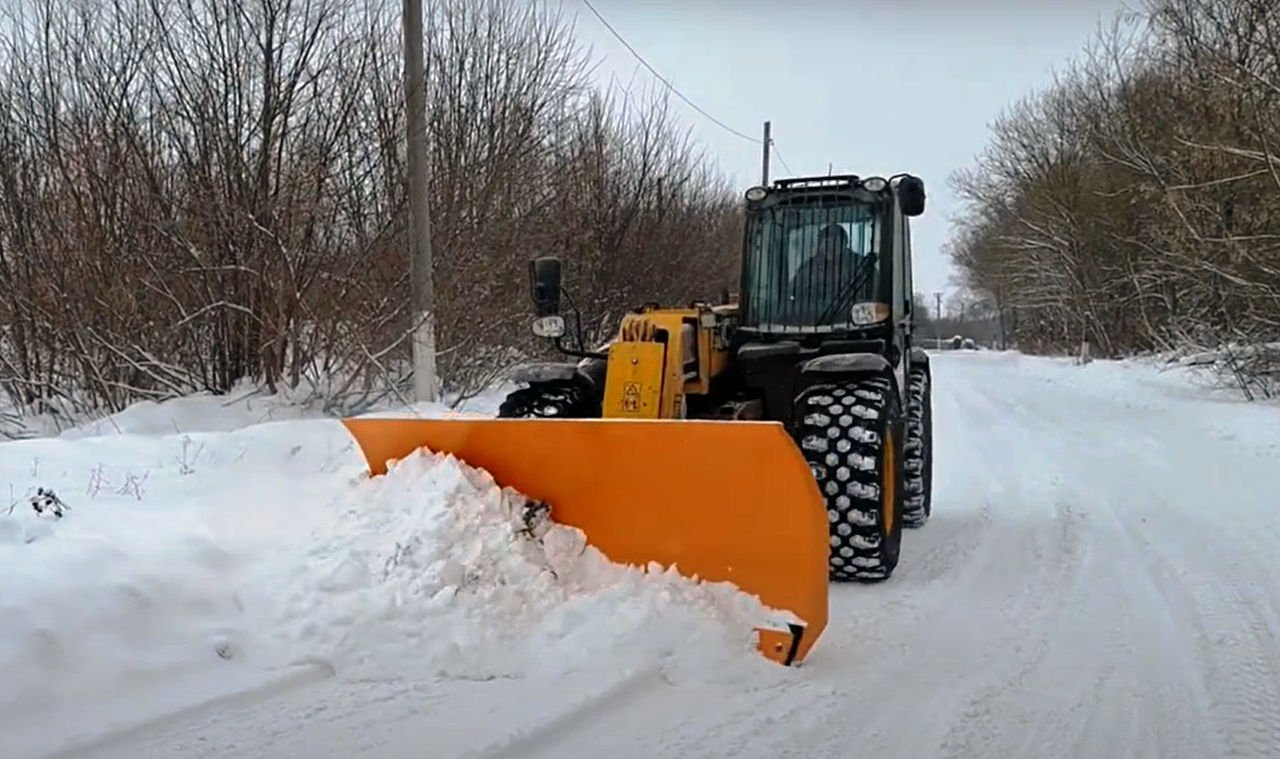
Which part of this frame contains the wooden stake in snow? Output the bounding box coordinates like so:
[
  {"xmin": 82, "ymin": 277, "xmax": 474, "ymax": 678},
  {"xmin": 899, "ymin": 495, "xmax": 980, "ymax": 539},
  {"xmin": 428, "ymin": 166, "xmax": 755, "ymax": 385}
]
[{"xmin": 404, "ymin": 0, "xmax": 438, "ymax": 403}]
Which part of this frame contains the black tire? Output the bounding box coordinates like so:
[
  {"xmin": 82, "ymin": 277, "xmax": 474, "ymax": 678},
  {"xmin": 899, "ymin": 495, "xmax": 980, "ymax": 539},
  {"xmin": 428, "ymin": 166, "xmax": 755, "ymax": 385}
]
[
  {"xmin": 497, "ymin": 381, "xmax": 599, "ymax": 418},
  {"xmin": 902, "ymin": 364, "xmax": 933, "ymax": 528},
  {"xmin": 795, "ymin": 374, "xmax": 905, "ymax": 582}
]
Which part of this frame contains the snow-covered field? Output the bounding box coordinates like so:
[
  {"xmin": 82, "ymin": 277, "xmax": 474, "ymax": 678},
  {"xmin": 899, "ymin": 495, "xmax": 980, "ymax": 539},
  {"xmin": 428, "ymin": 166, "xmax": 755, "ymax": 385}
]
[{"xmin": 3, "ymin": 351, "xmax": 1280, "ymax": 759}]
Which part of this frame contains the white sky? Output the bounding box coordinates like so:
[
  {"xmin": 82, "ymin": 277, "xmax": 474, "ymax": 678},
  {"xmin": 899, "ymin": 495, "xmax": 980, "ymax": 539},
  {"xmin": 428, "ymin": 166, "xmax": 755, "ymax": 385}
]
[{"xmin": 564, "ymin": 0, "xmax": 1127, "ymax": 299}]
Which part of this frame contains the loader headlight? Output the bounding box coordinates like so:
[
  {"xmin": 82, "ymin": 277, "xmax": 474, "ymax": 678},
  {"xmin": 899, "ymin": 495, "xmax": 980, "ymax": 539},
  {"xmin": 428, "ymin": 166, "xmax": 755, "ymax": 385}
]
[
  {"xmin": 861, "ymin": 176, "xmax": 887, "ymax": 192},
  {"xmin": 532, "ymin": 314, "xmax": 566, "ymax": 339},
  {"xmin": 745, "ymin": 186, "xmax": 768, "ymax": 201},
  {"xmin": 849, "ymin": 302, "xmax": 890, "ymax": 326}
]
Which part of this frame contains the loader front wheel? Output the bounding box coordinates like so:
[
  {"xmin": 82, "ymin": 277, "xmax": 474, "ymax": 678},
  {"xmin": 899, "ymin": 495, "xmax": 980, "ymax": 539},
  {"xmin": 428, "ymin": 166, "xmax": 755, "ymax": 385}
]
[
  {"xmin": 902, "ymin": 364, "xmax": 933, "ymax": 528},
  {"xmin": 795, "ymin": 375, "xmax": 904, "ymax": 582},
  {"xmin": 497, "ymin": 381, "xmax": 599, "ymax": 419}
]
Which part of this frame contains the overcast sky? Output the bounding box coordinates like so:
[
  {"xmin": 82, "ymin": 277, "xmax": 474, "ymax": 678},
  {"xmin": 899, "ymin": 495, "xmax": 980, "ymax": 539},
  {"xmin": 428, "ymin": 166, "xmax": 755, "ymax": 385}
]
[{"xmin": 565, "ymin": 0, "xmax": 1128, "ymax": 300}]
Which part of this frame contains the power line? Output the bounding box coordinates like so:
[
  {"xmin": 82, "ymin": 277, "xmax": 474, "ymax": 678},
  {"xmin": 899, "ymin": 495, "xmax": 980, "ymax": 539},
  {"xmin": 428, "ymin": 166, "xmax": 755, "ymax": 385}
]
[
  {"xmin": 577, "ymin": 0, "xmax": 803, "ymax": 179},
  {"xmin": 771, "ymin": 143, "xmax": 795, "ymax": 176},
  {"xmin": 578, "ymin": 0, "xmax": 760, "ymax": 145}
]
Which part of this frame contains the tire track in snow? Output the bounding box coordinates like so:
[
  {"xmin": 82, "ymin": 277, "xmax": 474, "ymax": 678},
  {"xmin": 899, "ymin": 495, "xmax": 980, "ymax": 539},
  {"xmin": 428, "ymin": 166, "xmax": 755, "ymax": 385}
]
[
  {"xmin": 35, "ymin": 661, "xmax": 336, "ymax": 759},
  {"xmin": 924, "ymin": 356, "xmax": 1215, "ymax": 759},
  {"xmin": 1212, "ymin": 568, "xmax": 1280, "ymax": 758},
  {"xmin": 1095, "ymin": 406, "xmax": 1280, "ymax": 759},
  {"xmin": 1127, "ymin": 516, "xmax": 1280, "ymax": 758},
  {"xmin": 932, "ymin": 500, "xmax": 1086, "ymax": 759},
  {"xmin": 999, "ymin": 353, "xmax": 1280, "ymax": 759},
  {"xmin": 464, "ymin": 665, "xmax": 670, "ymax": 759},
  {"xmin": 1108, "ymin": 502, "xmax": 1237, "ymax": 758}
]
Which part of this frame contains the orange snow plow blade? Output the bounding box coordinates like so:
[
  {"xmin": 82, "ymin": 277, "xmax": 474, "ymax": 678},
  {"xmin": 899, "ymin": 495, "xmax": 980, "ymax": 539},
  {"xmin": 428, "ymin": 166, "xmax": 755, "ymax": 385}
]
[{"xmin": 341, "ymin": 417, "xmax": 829, "ymax": 665}]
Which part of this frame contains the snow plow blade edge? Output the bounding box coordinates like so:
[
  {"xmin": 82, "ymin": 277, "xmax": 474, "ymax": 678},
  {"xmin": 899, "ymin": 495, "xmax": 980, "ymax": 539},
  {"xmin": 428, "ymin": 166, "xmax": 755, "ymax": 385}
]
[{"xmin": 341, "ymin": 417, "xmax": 829, "ymax": 665}]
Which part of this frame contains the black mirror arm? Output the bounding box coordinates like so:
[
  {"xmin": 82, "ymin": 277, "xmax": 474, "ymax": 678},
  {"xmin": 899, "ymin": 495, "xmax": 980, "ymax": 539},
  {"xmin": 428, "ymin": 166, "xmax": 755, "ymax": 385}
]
[
  {"xmin": 555, "ymin": 285, "xmax": 593, "ymax": 354},
  {"xmin": 552, "ymin": 335, "xmax": 609, "ymax": 361}
]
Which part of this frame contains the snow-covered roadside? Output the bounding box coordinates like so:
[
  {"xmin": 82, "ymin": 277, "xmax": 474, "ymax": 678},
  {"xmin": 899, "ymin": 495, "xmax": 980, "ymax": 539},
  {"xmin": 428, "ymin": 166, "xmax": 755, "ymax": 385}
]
[
  {"xmin": 0, "ymin": 391, "xmax": 784, "ymax": 759},
  {"xmin": 0, "ymin": 377, "xmax": 520, "ymax": 441}
]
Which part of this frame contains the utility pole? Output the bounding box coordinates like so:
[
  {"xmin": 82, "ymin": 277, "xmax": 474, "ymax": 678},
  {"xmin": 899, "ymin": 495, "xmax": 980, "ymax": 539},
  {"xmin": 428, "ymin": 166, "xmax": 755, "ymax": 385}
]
[
  {"xmin": 404, "ymin": 0, "xmax": 437, "ymax": 402},
  {"xmin": 761, "ymin": 121, "xmax": 771, "ymax": 185},
  {"xmin": 935, "ymin": 292, "xmax": 943, "ymax": 349}
]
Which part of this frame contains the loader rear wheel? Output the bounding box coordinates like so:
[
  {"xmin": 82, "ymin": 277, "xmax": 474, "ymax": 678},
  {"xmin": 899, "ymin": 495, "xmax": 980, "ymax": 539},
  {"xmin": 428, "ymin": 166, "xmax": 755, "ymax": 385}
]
[
  {"xmin": 497, "ymin": 381, "xmax": 599, "ymax": 419},
  {"xmin": 902, "ymin": 364, "xmax": 933, "ymax": 528},
  {"xmin": 795, "ymin": 375, "xmax": 904, "ymax": 582}
]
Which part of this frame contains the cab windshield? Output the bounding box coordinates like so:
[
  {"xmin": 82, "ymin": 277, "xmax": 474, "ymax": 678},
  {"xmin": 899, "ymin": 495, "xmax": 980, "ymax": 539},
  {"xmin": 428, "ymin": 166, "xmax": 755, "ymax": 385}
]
[{"xmin": 740, "ymin": 199, "xmax": 883, "ymax": 331}]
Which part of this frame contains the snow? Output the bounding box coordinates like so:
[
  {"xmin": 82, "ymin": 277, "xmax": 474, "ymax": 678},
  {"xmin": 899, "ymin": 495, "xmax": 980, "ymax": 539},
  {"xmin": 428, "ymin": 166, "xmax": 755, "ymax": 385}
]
[{"xmin": 5, "ymin": 350, "xmax": 1280, "ymax": 759}]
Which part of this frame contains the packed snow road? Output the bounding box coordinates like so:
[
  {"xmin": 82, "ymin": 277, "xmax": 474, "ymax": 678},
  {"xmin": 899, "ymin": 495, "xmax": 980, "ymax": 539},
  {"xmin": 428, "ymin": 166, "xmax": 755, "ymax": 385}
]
[{"xmin": 7, "ymin": 351, "xmax": 1280, "ymax": 759}]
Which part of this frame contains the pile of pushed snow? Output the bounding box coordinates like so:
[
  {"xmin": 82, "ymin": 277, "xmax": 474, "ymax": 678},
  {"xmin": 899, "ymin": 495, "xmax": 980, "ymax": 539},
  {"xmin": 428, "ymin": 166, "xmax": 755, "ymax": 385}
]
[{"xmin": 256, "ymin": 448, "xmax": 795, "ymax": 683}]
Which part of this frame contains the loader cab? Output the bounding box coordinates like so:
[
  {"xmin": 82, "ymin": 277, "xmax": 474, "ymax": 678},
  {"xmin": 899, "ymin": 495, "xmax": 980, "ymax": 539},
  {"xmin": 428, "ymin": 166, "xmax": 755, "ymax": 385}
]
[
  {"xmin": 736, "ymin": 174, "xmax": 924, "ymax": 339},
  {"xmin": 730, "ymin": 173, "xmax": 926, "ymax": 427}
]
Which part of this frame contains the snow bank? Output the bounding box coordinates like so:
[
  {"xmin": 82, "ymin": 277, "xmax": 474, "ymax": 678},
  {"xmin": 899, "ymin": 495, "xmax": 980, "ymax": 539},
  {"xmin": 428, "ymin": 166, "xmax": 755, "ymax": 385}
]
[
  {"xmin": 0, "ymin": 375, "xmax": 518, "ymax": 442},
  {"xmin": 0, "ymin": 498, "xmax": 264, "ymax": 758},
  {"xmin": 0, "ymin": 420, "xmax": 358, "ymax": 757},
  {"xmin": 58, "ymin": 386, "xmax": 518, "ymax": 440},
  {"xmin": 59, "ymin": 387, "xmax": 322, "ymax": 439}
]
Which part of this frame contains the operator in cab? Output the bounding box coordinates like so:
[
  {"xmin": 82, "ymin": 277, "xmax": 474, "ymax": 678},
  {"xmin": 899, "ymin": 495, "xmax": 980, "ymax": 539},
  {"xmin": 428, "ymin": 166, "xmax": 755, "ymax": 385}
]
[{"xmin": 789, "ymin": 222, "xmax": 870, "ymax": 324}]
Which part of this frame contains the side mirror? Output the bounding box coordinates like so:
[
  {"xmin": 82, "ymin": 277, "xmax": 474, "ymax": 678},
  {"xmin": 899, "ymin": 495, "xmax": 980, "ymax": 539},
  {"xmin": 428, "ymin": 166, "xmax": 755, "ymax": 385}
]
[
  {"xmin": 897, "ymin": 175, "xmax": 926, "ymax": 217},
  {"xmin": 529, "ymin": 256, "xmax": 566, "ymax": 340},
  {"xmin": 529, "ymin": 257, "xmax": 562, "ymax": 316}
]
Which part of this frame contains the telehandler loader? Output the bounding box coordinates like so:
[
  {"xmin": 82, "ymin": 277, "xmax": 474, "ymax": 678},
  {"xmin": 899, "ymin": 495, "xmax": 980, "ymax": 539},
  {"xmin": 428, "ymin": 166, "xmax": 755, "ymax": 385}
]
[{"xmin": 344, "ymin": 173, "xmax": 934, "ymax": 666}]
